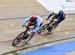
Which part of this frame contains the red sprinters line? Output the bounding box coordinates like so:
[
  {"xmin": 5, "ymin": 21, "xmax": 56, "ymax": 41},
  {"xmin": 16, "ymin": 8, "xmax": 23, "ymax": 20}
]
[{"xmin": 0, "ymin": 28, "xmax": 75, "ymax": 44}]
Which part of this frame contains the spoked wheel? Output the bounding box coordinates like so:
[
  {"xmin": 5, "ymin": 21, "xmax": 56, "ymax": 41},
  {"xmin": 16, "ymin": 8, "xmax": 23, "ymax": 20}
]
[
  {"xmin": 38, "ymin": 24, "xmax": 48, "ymax": 34},
  {"xmin": 12, "ymin": 26, "xmax": 36, "ymax": 46},
  {"xmin": 12, "ymin": 32, "xmax": 35, "ymax": 46},
  {"xmin": 12, "ymin": 32, "xmax": 25, "ymax": 46}
]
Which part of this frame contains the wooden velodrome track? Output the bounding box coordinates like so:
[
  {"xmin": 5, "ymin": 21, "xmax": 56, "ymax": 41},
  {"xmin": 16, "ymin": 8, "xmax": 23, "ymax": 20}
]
[{"xmin": 0, "ymin": 0, "xmax": 75, "ymax": 55}]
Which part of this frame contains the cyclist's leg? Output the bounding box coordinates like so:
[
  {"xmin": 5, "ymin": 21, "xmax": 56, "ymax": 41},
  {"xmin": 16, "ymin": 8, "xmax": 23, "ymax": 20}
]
[
  {"xmin": 53, "ymin": 24, "xmax": 58, "ymax": 30},
  {"xmin": 46, "ymin": 21, "xmax": 54, "ymax": 34},
  {"xmin": 25, "ymin": 32, "xmax": 35, "ymax": 43},
  {"xmin": 46, "ymin": 19, "xmax": 60, "ymax": 34},
  {"xmin": 46, "ymin": 16, "xmax": 56, "ymax": 34},
  {"xmin": 47, "ymin": 26, "xmax": 52, "ymax": 34},
  {"xmin": 52, "ymin": 19, "xmax": 64, "ymax": 29}
]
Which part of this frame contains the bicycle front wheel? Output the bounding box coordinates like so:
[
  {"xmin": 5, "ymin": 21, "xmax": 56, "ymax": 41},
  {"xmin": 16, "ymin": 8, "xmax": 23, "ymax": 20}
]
[
  {"xmin": 38, "ymin": 24, "xmax": 48, "ymax": 34},
  {"xmin": 12, "ymin": 32, "xmax": 25, "ymax": 46}
]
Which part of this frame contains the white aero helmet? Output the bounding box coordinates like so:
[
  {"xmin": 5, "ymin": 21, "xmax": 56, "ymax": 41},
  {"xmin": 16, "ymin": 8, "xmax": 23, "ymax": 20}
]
[{"xmin": 53, "ymin": 10, "xmax": 59, "ymax": 14}]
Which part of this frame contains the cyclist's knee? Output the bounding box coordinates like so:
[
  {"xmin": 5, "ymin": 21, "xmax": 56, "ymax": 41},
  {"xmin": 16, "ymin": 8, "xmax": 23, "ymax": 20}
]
[{"xmin": 53, "ymin": 20, "xmax": 61, "ymax": 25}]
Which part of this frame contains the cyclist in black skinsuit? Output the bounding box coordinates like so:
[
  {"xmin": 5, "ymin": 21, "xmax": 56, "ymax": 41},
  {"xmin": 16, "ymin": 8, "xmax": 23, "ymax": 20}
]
[{"xmin": 46, "ymin": 10, "xmax": 65, "ymax": 34}]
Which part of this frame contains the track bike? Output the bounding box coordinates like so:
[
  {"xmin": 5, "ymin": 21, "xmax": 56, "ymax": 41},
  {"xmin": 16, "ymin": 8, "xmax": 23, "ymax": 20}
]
[
  {"xmin": 38, "ymin": 21, "xmax": 55, "ymax": 34},
  {"xmin": 12, "ymin": 26, "xmax": 35, "ymax": 46}
]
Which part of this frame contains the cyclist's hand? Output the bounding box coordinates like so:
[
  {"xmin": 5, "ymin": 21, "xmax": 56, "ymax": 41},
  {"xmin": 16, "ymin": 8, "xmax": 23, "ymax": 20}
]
[{"xmin": 25, "ymin": 25, "xmax": 29, "ymax": 29}]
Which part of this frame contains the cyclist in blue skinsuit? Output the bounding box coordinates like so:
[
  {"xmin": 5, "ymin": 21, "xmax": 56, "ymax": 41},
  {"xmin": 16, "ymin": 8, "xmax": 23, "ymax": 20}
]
[
  {"xmin": 22, "ymin": 16, "xmax": 43, "ymax": 33},
  {"xmin": 46, "ymin": 10, "xmax": 65, "ymax": 34}
]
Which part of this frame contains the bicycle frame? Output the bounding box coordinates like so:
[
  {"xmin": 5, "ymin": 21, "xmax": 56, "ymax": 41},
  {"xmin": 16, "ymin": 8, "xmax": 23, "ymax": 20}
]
[
  {"xmin": 38, "ymin": 21, "xmax": 55, "ymax": 34},
  {"xmin": 12, "ymin": 26, "xmax": 35, "ymax": 46}
]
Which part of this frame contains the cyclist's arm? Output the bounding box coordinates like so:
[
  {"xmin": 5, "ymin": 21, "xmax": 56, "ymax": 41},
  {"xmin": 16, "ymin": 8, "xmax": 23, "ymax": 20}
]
[
  {"xmin": 50, "ymin": 15, "xmax": 56, "ymax": 22},
  {"xmin": 31, "ymin": 19, "xmax": 41, "ymax": 33},
  {"xmin": 46, "ymin": 12, "xmax": 54, "ymax": 20},
  {"xmin": 22, "ymin": 16, "xmax": 31, "ymax": 26}
]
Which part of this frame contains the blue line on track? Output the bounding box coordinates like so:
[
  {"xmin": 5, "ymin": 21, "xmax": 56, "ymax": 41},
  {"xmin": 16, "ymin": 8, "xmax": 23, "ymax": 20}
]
[{"xmin": 19, "ymin": 41, "xmax": 75, "ymax": 55}]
